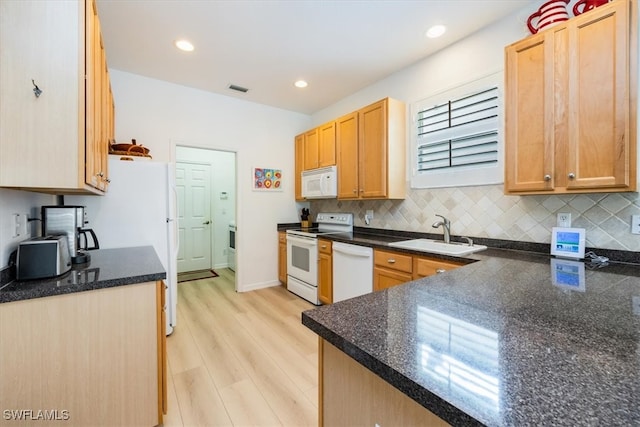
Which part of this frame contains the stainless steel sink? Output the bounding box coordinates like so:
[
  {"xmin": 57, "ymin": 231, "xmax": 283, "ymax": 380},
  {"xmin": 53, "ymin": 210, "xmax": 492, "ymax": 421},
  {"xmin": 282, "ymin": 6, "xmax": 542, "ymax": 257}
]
[{"xmin": 388, "ymin": 239, "xmax": 487, "ymax": 256}]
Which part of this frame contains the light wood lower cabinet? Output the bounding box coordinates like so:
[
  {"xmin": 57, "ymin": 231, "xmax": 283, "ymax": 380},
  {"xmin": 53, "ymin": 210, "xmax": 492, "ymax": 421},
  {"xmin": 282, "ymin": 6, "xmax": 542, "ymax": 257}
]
[
  {"xmin": 278, "ymin": 231, "xmax": 287, "ymax": 284},
  {"xmin": 157, "ymin": 281, "xmax": 168, "ymax": 420},
  {"xmin": 318, "ymin": 239, "xmax": 333, "ymax": 304},
  {"xmin": 374, "ymin": 248, "xmax": 465, "ymax": 290},
  {"xmin": 374, "ymin": 249, "xmax": 413, "ymax": 291},
  {"xmin": 413, "ymin": 256, "xmax": 465, "ymax": 279},
  {"xmin": 319, "ymin": 339, "xmax": 449, "ymax": 426},
  {"xmin": 0, "ymin": 281, "xmax": 165, "ymax": 426}
]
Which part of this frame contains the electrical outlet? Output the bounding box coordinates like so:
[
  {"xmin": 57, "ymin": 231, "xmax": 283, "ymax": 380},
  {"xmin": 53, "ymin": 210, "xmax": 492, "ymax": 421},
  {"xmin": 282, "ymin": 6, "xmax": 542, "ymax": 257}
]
[
  {"xmin": 11, "ymin": 214, "xmax": 20, "ymax": 238},
  {"xmin": 557, "ymin": 213, "xmax": 571, "ymax": 228},
  {"xmin": 366, "ymin": 210, "xmax": 374, "ymax": 219},
  {"xmin": 632, "ymin": 215, "xmax": 640, "ymax": 235},
  {"xmin": 11, "ymin": 213, "xmax": 29, "ymax": 238}
]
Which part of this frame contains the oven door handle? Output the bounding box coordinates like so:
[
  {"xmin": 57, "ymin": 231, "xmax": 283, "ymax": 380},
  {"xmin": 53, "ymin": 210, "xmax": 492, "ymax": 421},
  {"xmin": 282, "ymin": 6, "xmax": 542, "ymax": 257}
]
[{"xmin": 286, "ymin": 235, "xmax": 318, "ymax": 247}]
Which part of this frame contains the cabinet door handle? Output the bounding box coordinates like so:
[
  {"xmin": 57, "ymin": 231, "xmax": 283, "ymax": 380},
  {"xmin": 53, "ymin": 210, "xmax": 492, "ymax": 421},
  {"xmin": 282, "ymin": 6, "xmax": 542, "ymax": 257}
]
[
  {"xmin": 387, "ymin": 259, "xmax": 396, "ymax": 264},
  {"xmin": 568, "ymin": 173, "xmax": 576, "ymax": 179},
  {"xmin": 353, "ymin": 189, "xmax": 357, "ymax": 194},
  {"xmin": 544, "ymin": 174, "xmax": 551, "ymax": 181},
  {"xmin": 436, "ymin": 268, "xmax": 446, "ymax": 274},
  {"xmin": 321, "ymin": 245, "xmax": 327, "ymax": 249}
]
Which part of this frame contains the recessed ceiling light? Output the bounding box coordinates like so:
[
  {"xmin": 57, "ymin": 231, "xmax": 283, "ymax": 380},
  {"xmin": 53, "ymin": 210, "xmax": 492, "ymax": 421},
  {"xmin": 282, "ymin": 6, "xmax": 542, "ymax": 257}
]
[
  {"xmin": 175, "ymin": 39, "xmax": 194, "ymax": 52},
  {"xmin": 425, "ymin": 25, "xmax": 446, "ymax": 39},
  {"xmin": 294, "ymin": 80, "xmax": 308, "ymax": 88}
]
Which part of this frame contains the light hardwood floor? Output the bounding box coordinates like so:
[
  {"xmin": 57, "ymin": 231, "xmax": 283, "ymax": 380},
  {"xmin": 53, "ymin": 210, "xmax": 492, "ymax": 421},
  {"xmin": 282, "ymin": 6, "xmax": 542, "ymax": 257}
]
[{"xmin": 165, "ymin": 269, "xmax": 318, "ymax": 426}]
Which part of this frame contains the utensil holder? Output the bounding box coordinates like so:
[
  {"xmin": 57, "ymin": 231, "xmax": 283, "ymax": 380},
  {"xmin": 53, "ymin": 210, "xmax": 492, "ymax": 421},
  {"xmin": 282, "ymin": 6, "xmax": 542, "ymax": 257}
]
[{"xmin": 301, "ymin": 220, "xmax": 310, "ymax": 229}]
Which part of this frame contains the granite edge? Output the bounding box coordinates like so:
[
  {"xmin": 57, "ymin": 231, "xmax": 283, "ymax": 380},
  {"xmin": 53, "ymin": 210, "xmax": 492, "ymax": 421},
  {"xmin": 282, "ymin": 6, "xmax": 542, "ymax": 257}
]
[
  {"xmin": 302, "ymin": 311, "xmax": 485, "ymax": 427},
  {"xmin": 0, "ymin": 272, "xmax": 166, "ymax": 304}
]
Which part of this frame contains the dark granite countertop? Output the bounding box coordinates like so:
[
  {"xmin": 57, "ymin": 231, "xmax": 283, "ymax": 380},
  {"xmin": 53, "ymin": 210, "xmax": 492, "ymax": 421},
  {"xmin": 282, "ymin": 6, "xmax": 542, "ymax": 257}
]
[
  {"xmin": 302, "ymin": 244, "xmax": 640, "ymax": 426},
  {"xmin": 0, "ymin": 246, "xmax": 166, "ymax": 304}
]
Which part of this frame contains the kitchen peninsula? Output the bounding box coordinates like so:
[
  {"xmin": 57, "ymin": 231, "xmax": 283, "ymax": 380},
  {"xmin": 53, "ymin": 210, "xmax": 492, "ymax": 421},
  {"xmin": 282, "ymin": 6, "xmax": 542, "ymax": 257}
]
[
  {"xmin": 0, "ymin": 246, "xmax": 167, "ymax": 427},
  {"xmin": 303, "ymin": 246, "xmax": 640, "ymax": 426}
]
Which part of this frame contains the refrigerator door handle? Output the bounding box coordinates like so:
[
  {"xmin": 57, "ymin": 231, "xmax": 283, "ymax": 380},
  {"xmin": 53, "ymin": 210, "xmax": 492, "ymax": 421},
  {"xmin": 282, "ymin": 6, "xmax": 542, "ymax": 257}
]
[{"xmin": 170, "ymin": 184, "xmax": 180, "ymax": 255}]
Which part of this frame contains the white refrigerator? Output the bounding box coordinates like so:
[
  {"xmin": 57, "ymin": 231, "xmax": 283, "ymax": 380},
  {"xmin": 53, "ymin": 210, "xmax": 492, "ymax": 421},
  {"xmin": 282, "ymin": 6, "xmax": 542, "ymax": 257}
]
[{"xmin": 68, "ymin": 157, "xmax": 178, "ymax": 335}]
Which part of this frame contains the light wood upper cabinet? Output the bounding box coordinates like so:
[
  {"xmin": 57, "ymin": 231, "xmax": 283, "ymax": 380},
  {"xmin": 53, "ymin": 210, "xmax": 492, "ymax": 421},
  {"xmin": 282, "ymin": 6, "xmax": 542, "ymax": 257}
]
[
  {"xmin": 505, "ymin": 0, "xmax": 637, "ymax": 195},
  {"xmin": 318, "ymin": 121, "xmax": 337, "ymax": 167},
  {"xmin": 338, "ymin": 98, "xmax": 406, "ymax": 200},
  {"xmin": 294, "ymin": 134, "xmax": 304, "ymax": 200},
  {"xmin": 336, "ymin": 112, "xmax": 359, "ymax": 198},
  {"xmin": 295, "ymin": 97, "xmax": 405, "ymax": 201},
  {"xmin": 86, "ymin": 0, "xmax": 112, "ymax": 192},
  {"xmin": 301, "ymin": 122, "xmax": 337, "ymax": 171},
  {"xmin": 304, "ymin": 128, "xmax": 319, "ymax": 170},
  {"xmin": 318, "ymin": 239, "xmax": 333, "ymax": 304},
  {"xmin": 0, "ymin": 0, "xmax": 113, "ymax": 195}
]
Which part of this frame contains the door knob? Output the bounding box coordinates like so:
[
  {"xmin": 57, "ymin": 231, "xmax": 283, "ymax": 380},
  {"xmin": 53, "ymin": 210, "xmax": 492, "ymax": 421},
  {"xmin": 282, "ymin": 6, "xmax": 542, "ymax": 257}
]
[
  {"xmin": 203, "ymin": 220, "xmax": 211, "ymax": 225},
  {"xmin": 544, "ymin": 174, "xmax": 551, "ymax": 181}
]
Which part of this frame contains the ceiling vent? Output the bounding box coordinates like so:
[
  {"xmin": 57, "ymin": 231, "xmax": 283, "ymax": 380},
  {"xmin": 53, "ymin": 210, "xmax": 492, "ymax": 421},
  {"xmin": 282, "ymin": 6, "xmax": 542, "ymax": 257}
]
[{"xmin": 228, "ymin": 84, "xmax": 249, "ymax": 93}]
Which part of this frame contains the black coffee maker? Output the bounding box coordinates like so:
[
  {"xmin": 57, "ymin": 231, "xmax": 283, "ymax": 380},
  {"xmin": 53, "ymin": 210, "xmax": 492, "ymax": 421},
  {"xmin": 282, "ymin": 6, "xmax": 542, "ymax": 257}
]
[{"xmin": 41, "ymin": 206, "xmax": 100, "ymax": 264}]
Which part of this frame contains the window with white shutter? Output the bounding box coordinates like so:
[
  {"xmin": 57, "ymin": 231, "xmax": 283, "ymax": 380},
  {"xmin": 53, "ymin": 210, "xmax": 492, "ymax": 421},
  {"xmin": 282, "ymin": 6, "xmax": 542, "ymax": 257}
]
[{"xmin": 411, "ymin": 73, "xmax": 503, "ymax": 189}]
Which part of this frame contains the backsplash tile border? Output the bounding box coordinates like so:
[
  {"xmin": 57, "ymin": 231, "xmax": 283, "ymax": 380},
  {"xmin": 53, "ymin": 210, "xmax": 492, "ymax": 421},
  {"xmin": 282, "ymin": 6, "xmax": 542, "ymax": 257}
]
[{"xmin": 311, "ymin": 184, "xmax": 640, "ymax": 252}]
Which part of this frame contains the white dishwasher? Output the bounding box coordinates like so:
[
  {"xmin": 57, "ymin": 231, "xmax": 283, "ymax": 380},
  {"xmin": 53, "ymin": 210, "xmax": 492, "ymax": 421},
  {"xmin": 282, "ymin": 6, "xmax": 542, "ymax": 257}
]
[{"xmin": 332, "ymin": 242, "xmax": 373, "ymax": 302}]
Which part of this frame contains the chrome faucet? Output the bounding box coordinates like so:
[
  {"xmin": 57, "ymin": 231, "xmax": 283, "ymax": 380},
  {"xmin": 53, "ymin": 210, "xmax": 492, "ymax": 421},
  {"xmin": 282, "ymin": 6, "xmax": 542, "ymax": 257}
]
[{"xmin": 432, "ymin": 214, "xmax": 451, "ymax": 244}]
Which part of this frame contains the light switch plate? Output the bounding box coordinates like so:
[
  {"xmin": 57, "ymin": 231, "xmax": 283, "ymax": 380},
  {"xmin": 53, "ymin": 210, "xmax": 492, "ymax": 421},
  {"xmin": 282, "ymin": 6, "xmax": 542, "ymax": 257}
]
[{"xmin": 632, "ymin": 215, "xmax": 640, "ymax": 234}]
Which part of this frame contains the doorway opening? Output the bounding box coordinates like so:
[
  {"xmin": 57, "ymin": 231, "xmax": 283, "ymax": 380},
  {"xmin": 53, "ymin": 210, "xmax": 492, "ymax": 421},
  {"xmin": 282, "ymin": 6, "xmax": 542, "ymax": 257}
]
[{"xmin": 174, "ymin": 146, "xmax": 237, "ymax": 287}]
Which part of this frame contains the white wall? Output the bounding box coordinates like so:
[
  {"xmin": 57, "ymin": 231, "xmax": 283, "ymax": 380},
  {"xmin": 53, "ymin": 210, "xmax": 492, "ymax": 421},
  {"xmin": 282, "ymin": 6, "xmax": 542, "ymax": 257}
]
[
  {"xmin": 110, "ymin": 70, "xmax": 311, "ymax": 290},
  {"xmin": 312, "ymin": 6, "xmax": 533, "ymax": 125},
  {"xmin": 0, "ymin": 189, "xmax": 54, "ymax": 270},
  {"xmin": 175, "ymin": 146, "xmax": 236, "ymax": 269}
]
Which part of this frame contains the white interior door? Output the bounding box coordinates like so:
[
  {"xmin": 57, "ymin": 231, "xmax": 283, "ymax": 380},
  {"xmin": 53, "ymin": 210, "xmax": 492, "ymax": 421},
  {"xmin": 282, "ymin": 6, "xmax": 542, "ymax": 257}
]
[{"xmin": 176, "ymin": 162, "xmax": 212, "ymax": 273}]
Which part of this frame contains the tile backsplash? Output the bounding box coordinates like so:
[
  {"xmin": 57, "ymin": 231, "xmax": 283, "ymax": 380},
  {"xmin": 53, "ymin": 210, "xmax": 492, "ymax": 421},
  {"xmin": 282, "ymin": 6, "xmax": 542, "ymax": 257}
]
[{"xmin": 311, "ymin": 184, "xmax": 640, "ymax": 251}]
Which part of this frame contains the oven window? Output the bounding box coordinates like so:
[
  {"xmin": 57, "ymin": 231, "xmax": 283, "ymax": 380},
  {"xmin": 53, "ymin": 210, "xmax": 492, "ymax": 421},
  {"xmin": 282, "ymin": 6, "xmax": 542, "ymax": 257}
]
[{"xmin": 291, "ymin": 245, "xmax": 310, "ymax": 272}]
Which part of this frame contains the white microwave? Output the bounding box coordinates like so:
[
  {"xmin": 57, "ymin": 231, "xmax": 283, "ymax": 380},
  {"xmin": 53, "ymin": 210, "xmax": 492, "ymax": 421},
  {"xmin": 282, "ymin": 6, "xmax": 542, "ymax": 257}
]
[{"xmin": 302, "ymin": 166, "xmax": 337, "ymax": 199}]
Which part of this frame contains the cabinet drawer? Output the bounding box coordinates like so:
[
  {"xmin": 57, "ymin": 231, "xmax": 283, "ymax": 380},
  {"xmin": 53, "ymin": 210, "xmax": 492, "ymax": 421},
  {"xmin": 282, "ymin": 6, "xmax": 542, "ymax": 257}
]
[
  {"xmin": 319, "ymin": 239, "xmax": 332, "ymax": 255},
  {"xmin": 373, "ymin": 267, "xmax": 413, "ymax": 291},
  {"xmin": 374, "ymin": 250, "xmax": 412, "ymax": 273},
  {"xmin": 413, "ymin": 257, "xmax": 464, "ymax": 279}
]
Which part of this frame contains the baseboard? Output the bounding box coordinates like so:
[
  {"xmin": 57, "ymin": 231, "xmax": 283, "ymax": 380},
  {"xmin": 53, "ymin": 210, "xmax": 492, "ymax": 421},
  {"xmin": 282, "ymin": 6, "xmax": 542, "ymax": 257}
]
[{"xmin": 238, "ymin": 280, "xmax": 281, "ymax": 293}]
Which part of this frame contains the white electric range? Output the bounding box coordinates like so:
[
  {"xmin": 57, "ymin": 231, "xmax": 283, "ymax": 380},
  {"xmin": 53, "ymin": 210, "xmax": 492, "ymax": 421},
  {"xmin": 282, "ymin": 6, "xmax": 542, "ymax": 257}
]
[{"xmin": 285, "ymin": 213, "xmax": 353, "ymax": 304}]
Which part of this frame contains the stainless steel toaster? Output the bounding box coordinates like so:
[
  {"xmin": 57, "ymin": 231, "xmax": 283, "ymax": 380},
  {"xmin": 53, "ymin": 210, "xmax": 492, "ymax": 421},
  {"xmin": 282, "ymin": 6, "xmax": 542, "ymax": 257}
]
[{"xmin": 16, "ymin": 235, "xmax": 72, "ymax": 280}]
